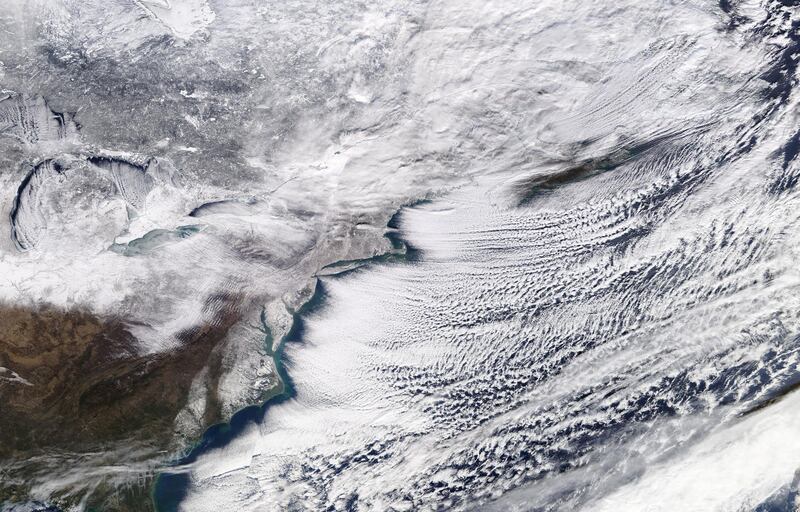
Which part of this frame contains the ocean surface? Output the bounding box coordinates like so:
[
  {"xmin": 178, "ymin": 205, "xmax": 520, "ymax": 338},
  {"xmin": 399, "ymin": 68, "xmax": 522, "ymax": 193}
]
[
  {"xmin": 5, "ymin": 0, "xmax": 800, "ymax": 511},
  {"xmin": 161, "ymin": 1, "xmax": 800, "ymax": 510}
]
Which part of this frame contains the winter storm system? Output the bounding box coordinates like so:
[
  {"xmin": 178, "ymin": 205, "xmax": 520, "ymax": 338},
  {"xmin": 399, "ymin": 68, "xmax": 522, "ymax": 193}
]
[{"xmin": 2, "ymin": 1, "xmax": 800, "ymax": 511}]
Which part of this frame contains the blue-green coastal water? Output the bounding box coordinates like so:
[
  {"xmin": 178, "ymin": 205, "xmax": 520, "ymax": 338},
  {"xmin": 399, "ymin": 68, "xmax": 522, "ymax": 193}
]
[
  {"xmin": 152, "ymin": 213, "xmax": 417, "ymax": 511},
  {"xmin": 151, "ymin": 284, "xmax": 322, "ymax": 512}
]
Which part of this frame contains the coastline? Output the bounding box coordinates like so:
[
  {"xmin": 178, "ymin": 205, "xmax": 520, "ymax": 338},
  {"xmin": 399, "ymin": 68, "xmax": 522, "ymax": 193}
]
[{"xmin": 151, "ymin": 207, "xmax": 420, "ymax": 511}]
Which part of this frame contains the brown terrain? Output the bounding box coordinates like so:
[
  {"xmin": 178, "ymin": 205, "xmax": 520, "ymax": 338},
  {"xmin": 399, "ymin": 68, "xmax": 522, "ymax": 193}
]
[{"xmin": 0, "ymin": 296, "xmax": 245, "ymax": 507}]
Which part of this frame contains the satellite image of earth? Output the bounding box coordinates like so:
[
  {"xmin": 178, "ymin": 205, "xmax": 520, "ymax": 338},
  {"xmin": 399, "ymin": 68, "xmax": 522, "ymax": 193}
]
[{"xmin": 3, "ymin": 0, "xmax": 800, "ymax": 511}]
